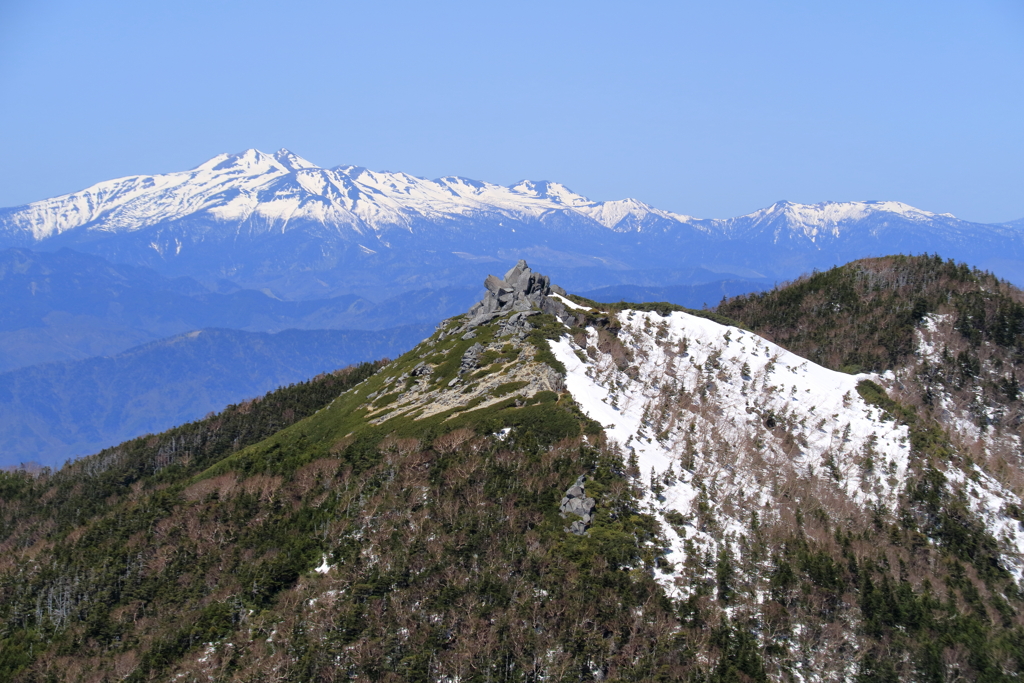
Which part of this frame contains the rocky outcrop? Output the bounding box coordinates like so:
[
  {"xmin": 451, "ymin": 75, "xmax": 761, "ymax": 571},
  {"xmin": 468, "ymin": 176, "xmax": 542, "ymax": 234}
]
[
  {"xmin": 560, "ymin": 475, "xmax": 596, "ymax": 535},
  {"xmin": 465, "ymin": 260, "xmax": 570, "ymax": 328},
  {"xmin": 497, "ymin": 311, "xmax": 537, "ymax": 339},
  {"xmin": 368, "ymin": 260, "xmax": 572, "ymax": 426},
  {"xmin": 459, "ymin": 343, "xmax": 485, "ymax": 375}
]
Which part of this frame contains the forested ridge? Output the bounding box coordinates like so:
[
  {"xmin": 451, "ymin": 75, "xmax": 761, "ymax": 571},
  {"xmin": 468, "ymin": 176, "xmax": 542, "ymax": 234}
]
[
  {"xmin": 1, "ymin": 255, "xmax": 1023, "ymax": 681},
  {"xmin": 718, "ymin": 254, "xmax": 1024, "ymax": 375}
]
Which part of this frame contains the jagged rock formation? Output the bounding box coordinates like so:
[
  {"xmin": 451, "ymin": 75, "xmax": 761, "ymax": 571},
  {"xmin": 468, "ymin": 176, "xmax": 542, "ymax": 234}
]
[
  {"xmin": 466, "ymin": 260, "xmax": 569, "ymax": 328},
  {"xmin": 560, "ymin": 474, "xmax": 596, "ymax": 534},
  {"xmin": 363, "ymin": 263, "xmax": 569, "ymax": 425},
  {"xmin": 458, "ymin": 343, "xmax": 485, "ymax": 376}
]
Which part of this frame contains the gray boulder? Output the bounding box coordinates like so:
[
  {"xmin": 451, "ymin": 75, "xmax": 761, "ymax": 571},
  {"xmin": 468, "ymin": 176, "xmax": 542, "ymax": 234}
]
[
  {"xmin": 498, "ymin": 311, "xmax": 537, "ymax": 339},
  {"xmin": 459, "ymin": 342, "xmax": 485, "ymax": 375},
  {"xmin": 560, "ymin": 474, "xmax": 596, "ymax": 535}
]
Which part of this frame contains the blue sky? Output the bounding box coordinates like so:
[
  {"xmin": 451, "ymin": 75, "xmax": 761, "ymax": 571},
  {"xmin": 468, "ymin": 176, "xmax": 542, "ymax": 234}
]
[{"xmin": 1, "ymin": 0, "xmax": 1022, "ymax": 223}]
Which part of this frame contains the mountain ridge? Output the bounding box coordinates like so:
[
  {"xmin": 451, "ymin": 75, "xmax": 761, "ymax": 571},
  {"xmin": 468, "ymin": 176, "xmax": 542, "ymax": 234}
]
[
  {"xmin": 1, "ymin": 257, "xmax": 1023, "ymax": 680},
  {"xmin": 0, "ymin": 148, "xmax": 990, "ymax": 240},
  {"xmin": 3, "ymin": 149, "xmax": 1021, "ymax": 299}
]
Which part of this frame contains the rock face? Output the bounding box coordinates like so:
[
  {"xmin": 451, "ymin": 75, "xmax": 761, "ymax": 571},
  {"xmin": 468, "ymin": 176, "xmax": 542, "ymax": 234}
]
[
  {"xmin": 466, "ymin": 260, "xmax": 569, "ymax": 328},
  {"xmin": 560, "ymin": 474, "xmax": 596, "ymax": 535}
]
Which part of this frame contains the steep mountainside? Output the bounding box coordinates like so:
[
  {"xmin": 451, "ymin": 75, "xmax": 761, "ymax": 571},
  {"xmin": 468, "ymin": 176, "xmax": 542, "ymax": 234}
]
[
  {"xmin": 1, "ymin": 149, "xmax": 1021, "ymax": 299},
  {"xmin": 2, "ymin": 259, "xmax": 1024, "ymax": 681},
  {"xmin": 718, "ymin": 256, "xmax": 1024, "ymax": 471}
]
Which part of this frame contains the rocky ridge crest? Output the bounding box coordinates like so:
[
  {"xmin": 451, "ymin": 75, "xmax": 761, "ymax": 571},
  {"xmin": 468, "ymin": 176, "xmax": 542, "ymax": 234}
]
[
  {"xmin": 363, "ymin": 261, "xmax": 569, "ymax": 425},
  {"xmin": 465, "ymin": 260, "xmax": 570, "ymax": 329}
]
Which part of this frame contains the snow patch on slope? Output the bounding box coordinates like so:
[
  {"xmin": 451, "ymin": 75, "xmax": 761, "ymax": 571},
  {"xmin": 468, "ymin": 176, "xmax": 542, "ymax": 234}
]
[
  {"xmin": 552, "ymin": 308, "xmax": 912, "ymax": 597},
  {"xmin": 909, "ymin": 313, "xmax": 1024, "ymax": 580}
]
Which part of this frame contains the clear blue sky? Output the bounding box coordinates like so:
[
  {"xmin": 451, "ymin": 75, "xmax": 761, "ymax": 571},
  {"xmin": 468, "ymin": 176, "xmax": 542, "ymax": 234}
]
[{"xmin": 1, "ymin": 0, "xmax": 1022, "ymax": 223}]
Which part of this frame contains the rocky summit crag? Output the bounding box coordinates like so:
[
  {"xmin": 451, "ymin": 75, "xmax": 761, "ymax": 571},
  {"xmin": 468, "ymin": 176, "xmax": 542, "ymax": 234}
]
[
  {"xmin": 466, "ymin": 259, "xmax": 570, "ymax": 328},
  {"xmin": 363, "ymin": 261, "xmax": 571, "ymax": 425}
]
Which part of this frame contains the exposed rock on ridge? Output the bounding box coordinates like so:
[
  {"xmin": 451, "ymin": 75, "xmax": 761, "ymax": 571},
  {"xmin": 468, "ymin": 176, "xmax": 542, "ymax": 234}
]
[
  {"xmin": 466, "ymin": 260, "xmax": 569, "ymax": 328},
  {"xmin": 362, "ymin": 262, "xmax": 569, "ymax": 425}
]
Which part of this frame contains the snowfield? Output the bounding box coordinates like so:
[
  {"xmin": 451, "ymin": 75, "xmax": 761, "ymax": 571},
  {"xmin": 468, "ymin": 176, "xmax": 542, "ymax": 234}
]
[
  {"xmin": 0, "ymin": 149, "xmax": 697, "ymax": 242},
  {"xmin": 551, "ymin": 307, "xmax": 1024, "ymax": 595}
]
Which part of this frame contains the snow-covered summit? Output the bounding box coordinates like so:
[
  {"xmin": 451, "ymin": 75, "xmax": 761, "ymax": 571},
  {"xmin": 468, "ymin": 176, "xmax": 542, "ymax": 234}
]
[
  {"xmin": 0, "ymin": 149, "xmax": 702, "ymax": 243},
  {"xmin": 0, "ymin": 149, "xmax": 971, "ymax": 246},
  {"xmin": 719, "ymin": 199, "xmax": 961, "ymax": 243},
  {"xmin": 2, "ymin": 149, "xmax": 1022, "ymax": 297}
]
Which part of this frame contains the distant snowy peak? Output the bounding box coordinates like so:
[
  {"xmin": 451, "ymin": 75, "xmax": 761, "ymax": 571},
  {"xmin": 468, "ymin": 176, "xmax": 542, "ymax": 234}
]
[
  {"xmin": 507, "ymin": 180, "xmax": 591, "ymax": 207},
  {"xmin": 195, "ymin": 148, "xmax": 318, "ymax": 175},
  {"xmin": 577, "ymin": 198, "xmax": 698, "ymax": 232},
  {"xmin": 2, "ymin": 148, "xmax": 708, "ymax": 241},
  {"xmin": 751, "ymin": 199, "xmax": 947, "ymax": 224},
  {"xmin": 726, "ymin": 199, "xmax": 962, "ymax": 242},
  {"xmin": 0, "ymin": 148, "xmax": 1004, "ymax": 253},
  {"xmin": 2, "ymin": 149, "xmax": 323, "ymax": 241}
]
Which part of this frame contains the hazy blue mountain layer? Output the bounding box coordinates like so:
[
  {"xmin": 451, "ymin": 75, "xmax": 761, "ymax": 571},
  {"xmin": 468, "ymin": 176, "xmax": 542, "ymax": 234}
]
[
  {"xmin": 0, "ymin": 324, "xmax": 432, "ymax": 467},
  {"xmin": 577, "ymin": 279, "xmax": 770, "ymax": 309},
  {"xmin": 0, "ymin": 248, "xmax": 475, "ymax": 372}
]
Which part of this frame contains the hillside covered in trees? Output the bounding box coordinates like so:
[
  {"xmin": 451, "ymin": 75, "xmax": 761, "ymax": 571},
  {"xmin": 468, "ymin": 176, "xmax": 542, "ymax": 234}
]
[{"xmin": 0, "ymin": 256, "xmax": 1022, "ymax": 682}]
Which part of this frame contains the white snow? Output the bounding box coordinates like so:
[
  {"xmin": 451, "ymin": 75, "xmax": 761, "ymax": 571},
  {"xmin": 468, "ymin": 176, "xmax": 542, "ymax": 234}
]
[
  {"xmin": 550, "ymin": 293, "xmax": 586, "ymax": 310},
  {"xmin": 2, "ymin": 148, "xmax": 968, "ymax": 256},
  {"xmin": 945, "ymin": 466, "xmax": 1024, "ymax": 583},
  {"xmin": 732, "ymin": 199, "xmax": 950, "ymax": 242},
  {"xmin": 3, "ymin": 149, "xmax": 712, "ymax": 244},
  {"xmin": 908, "ymin": 313, "xmax": 1024, "ymax": 581},
  {"xmin": 552, "ymin": 308, "xmax": 912, "ymax": 596}
]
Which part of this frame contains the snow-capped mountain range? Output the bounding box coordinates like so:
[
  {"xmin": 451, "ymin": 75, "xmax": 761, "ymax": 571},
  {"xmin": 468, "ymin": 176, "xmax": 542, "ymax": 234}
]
[
  {"xmin": 1, "ymin": 148, "xmax": 1021, "ymax": 298},
  {"xmin": 0, "ymin": 149, "xmax": 697, "ymax": 242}
]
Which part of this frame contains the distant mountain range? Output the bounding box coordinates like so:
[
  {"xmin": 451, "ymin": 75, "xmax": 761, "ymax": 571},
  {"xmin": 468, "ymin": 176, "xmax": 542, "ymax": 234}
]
[
  {"xmin": 0, "ymin": 248, "xmax": 475, "ymax": 372},
  {"xmin": 2, "ymin": 149, "xmax": 1021, "ymax": 299},
  {"xmin": 2, "ymin": 149, "xmax": 1022, "ymax": 468},
  {"xmin": 0, "ymin": 324, "xmax": 431, "ymax": 467}
]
